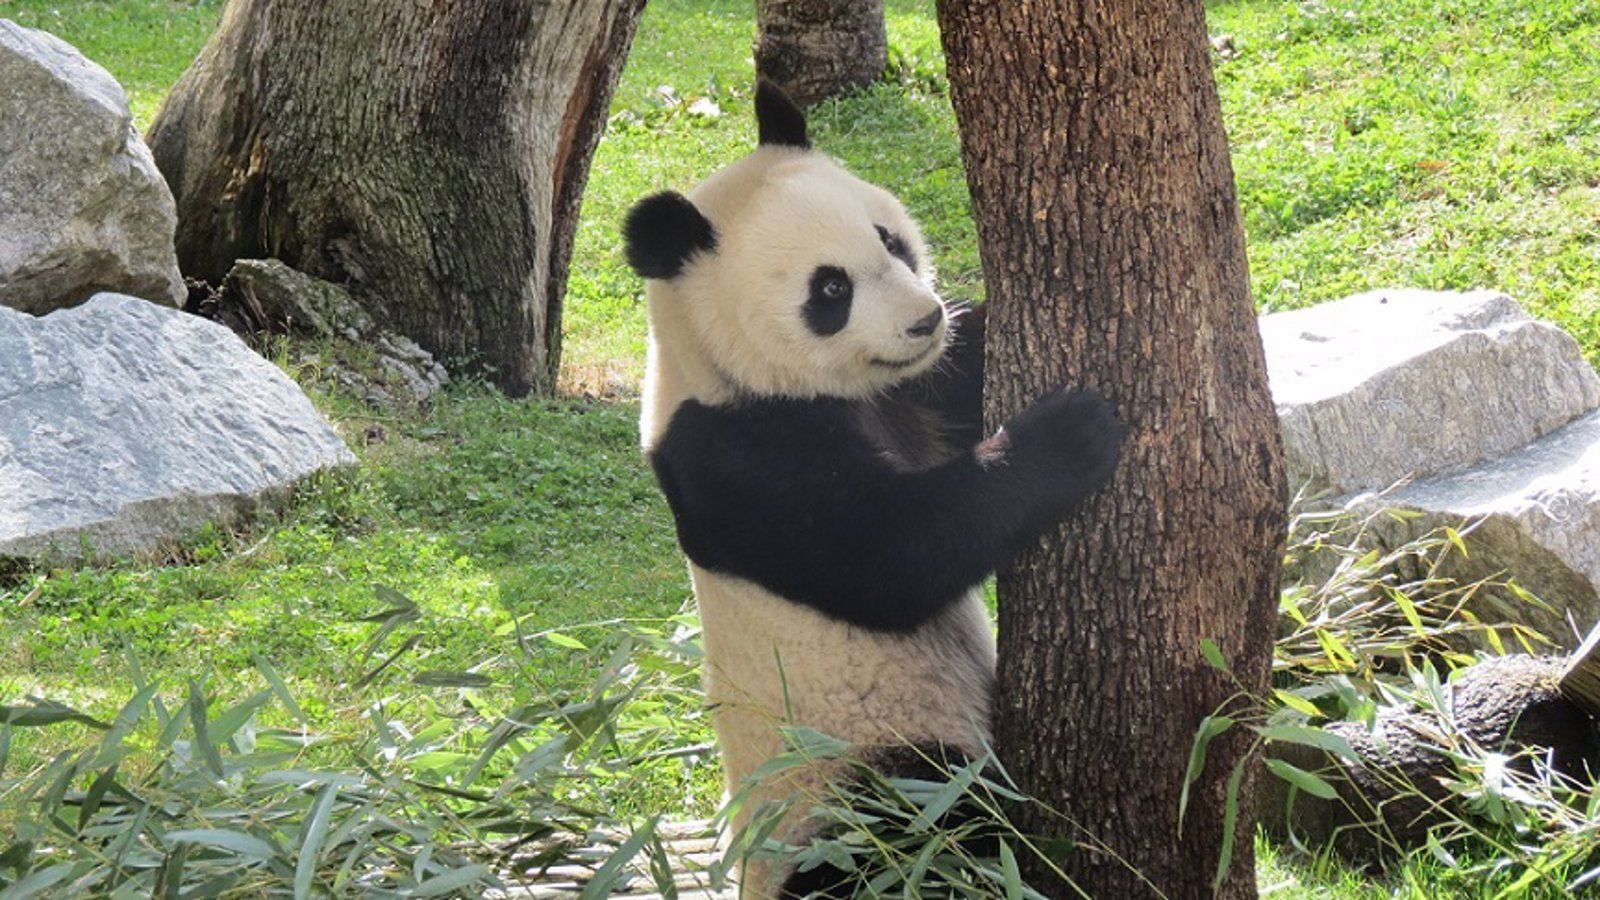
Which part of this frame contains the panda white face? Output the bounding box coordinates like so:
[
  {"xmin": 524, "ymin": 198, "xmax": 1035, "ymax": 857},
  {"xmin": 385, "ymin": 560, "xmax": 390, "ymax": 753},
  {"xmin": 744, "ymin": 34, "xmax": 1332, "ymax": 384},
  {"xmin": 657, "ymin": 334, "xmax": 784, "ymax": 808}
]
[
  {"xmin": 678, "ymin": 151, "xmax": 948, "ymax": 399},
  {"xmin": 625, "ymin": 86, "xmax": 950, "ymax": 403}
]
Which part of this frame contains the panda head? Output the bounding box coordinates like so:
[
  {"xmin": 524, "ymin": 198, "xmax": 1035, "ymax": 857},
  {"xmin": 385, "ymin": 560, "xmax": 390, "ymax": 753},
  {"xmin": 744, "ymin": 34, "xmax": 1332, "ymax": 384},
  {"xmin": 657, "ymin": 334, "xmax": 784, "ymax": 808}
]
[{"xmin": 624, "ymin": 83, "xmax": 949, "ymax": 400}]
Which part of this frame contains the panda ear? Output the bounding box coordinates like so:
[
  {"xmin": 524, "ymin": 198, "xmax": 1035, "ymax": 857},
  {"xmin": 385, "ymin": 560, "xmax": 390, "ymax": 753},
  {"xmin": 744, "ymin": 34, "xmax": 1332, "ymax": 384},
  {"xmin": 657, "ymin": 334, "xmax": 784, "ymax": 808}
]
[
  {"xmin": 755, "ymin": 81, "xmax": 809, "ymax": 149},
  {"xmin": 623, "ymin": 191, "xmax": 717, "ymax": 279}
]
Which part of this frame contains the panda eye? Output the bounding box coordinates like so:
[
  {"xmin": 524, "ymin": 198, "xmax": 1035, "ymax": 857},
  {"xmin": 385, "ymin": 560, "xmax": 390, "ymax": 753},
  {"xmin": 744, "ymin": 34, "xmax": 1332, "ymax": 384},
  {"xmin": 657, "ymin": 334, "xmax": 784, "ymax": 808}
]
[
  {"xmin": 804, "ymin": 265, "xmax": 854, "ymax": 336},
  {"xmin": 876, "ymin": 226, "xmax": 904, "ymax": 255},
  {"xmin": 876, "ymin": 225, "xmax": 916, "ymax": 271}
]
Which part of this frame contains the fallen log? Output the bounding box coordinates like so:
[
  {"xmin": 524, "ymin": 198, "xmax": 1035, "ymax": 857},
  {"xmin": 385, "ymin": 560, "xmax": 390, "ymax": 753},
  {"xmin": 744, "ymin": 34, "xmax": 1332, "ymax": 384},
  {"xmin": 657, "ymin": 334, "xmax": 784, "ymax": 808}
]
[{"xmin": 1261, "ymin": 654, "xmax": 1600, "ymax": 854}]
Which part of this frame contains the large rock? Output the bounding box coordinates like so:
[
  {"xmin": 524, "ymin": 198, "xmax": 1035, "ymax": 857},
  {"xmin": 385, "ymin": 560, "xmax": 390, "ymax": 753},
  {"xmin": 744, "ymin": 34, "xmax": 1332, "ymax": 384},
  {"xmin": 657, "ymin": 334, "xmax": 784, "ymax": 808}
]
[
  {"xmin": 1262, "ymin": 290, "xmax": 1600, "ymax": 495},
  {"xmin": 0, "ymin": 294, "xmax": 355, "ymax": 561},
  {"xmin": 1361, "ymin": 410, "xmax": 1600, "ymax": 646},
  {"xmin": 1261, "ymin": 290, "xmax": 1600, "ymax": 647},
  {"xmin": 0, "ymin": 20, "xmax": 185, "ymax": 313}
]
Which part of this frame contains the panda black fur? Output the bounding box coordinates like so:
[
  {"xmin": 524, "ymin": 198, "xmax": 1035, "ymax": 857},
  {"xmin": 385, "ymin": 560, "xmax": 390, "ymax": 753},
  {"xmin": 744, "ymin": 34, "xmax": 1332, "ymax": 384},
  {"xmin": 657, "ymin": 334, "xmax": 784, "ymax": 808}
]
[{"xmin": 624, "ymin": 83, "xmax": 1126, "ymax": 898}]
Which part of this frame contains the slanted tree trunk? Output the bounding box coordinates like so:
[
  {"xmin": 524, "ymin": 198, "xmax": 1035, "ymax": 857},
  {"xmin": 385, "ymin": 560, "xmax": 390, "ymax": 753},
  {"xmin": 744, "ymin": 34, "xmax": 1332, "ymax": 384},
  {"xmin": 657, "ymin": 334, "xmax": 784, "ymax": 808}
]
[
  {"xmin": 755, "ymin": 0, "xmax": 886, "ymax": 108},
  {"xmin": 148, "ymin": 0, "xmax": 644, "ymax": 396},
  {"xmin": 937, "ymin": 2, "xmax": 1286, "ymax": 897}
]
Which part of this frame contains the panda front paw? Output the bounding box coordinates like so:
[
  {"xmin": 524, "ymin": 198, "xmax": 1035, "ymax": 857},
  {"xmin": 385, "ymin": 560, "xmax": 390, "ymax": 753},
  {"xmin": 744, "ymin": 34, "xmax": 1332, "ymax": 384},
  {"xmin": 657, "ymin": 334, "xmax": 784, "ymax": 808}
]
[{"xmin": 990, "ymin": 387, "xmax": 1127, "ymax": 496}]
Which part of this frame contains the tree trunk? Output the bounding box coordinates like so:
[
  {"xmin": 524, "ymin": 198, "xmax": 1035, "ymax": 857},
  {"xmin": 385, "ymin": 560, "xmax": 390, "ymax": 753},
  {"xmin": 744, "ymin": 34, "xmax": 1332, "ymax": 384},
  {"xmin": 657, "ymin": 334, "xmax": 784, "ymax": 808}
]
[
  {"xmin": 936, "ymin": 3, "xmax": 1286, "ymax": 898},
  {"xmin": 147, "ymin": 0, "xmax": 644, "ymax": 396},
  {"xmin": 755, "ymin": 0, "xmax": 885, "ymax": 108}
]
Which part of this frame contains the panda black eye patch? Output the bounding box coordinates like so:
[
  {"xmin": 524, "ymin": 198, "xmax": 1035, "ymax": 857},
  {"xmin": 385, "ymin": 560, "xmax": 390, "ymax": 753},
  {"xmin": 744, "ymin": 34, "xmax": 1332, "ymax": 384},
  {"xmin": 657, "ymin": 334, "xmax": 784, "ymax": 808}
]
[
  {"xmin": 804, "ymin": 265, "xmax": 853, "ymax": 336},
  {"xmin": 876, "ymin": 225, "xmax": 917, "ymax": 272}
]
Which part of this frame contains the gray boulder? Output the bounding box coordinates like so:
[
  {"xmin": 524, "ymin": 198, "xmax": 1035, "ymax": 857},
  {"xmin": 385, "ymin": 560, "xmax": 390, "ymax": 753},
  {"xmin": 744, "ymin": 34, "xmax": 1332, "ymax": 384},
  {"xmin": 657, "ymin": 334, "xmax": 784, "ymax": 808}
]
[
  {"xmin": 1262, "ymin": 290, "xmax": 1600, "ymax": 495},
  {"xmin": 0, "ymin": 294, "xmax": 355, "ymax": 561},
  {"xmin": 1357, "ymin": 410, "xmax": 1600, "ymax": 647},
  {"xmin": 1261, "ymin": 290, "xmax": 1600, "ymax": 647},
  {"xmin": 0, "ymin": 20, "xmax": 186, "ymax": 313}
]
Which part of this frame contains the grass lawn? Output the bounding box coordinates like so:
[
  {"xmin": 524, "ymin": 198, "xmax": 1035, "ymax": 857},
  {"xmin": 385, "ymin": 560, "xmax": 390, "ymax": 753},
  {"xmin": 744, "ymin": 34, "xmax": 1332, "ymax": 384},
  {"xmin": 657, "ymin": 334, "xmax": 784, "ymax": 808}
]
[{"xmin": 3, "ymin": 0, "xmax": 1599, "ymax": 895}]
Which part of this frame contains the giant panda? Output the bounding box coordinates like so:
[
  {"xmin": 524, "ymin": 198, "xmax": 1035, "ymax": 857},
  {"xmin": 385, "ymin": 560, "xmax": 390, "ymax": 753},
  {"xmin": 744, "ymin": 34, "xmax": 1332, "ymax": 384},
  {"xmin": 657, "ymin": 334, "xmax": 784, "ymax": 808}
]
[{"xmin": 623, "ymin": 83, "xmax": 1126, "ymax": 898}]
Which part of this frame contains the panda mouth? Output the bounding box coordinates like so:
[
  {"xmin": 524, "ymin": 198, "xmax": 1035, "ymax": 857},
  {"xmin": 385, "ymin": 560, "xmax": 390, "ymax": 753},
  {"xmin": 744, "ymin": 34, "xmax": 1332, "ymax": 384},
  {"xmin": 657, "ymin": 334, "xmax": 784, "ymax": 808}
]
[{"xmin": 870, "ymin": 343, "xmax": 939, "ymax": 370}]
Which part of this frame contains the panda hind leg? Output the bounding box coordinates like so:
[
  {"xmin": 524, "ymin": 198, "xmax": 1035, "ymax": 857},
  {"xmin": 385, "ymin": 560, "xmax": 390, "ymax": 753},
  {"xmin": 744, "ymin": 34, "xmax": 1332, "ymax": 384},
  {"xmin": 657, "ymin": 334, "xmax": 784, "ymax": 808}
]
[{"xmin": 777, "ymin": 742, "xmax": 996, "ymax": 899}]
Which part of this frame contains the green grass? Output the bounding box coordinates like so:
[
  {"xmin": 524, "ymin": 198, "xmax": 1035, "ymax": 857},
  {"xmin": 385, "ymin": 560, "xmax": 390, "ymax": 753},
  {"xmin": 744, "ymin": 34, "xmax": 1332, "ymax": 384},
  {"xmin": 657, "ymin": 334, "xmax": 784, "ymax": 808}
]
[
  {"xmin": 1210, "ymin": 0, "xmax": 1600, "ymax": 359},
  {"xmin": 0, "ymin": 369, "xmax": 719, "ymax": 819},
  {"xmin": 4, "ymin": 0, "xmax": 1600, "ymax": 894},
  {"xmin": 1, "ymin": 0, "xmax": 220, "ymax": 124},
  {"xmin": 564, "ymin": 0, "xmax": 1600, "ymax": 390}
]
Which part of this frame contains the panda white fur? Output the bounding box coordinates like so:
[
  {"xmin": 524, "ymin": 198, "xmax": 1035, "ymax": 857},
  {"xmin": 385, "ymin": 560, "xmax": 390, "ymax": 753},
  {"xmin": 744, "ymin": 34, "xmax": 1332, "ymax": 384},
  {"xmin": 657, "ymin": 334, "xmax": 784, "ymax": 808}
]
[{"xmin": 623, "ymin": 84, "xmax": 1125, "ymax": 898}]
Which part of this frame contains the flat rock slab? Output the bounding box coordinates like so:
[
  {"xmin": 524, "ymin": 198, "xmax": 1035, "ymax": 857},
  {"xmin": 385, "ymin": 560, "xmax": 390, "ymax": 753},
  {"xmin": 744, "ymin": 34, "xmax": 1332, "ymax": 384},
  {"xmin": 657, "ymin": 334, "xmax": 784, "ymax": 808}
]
[
  {"xmin": 1358, "ymin": 409, "xmax": 1600, "ymax": 647},
  {"xmin": 0, "ymin": 294, "xmax": 355, "ymax": 561},
  {"xmin": 1262, "ymin": 290, "xmax": 1600, "ymax": 495},
  {"xmin": 0, "ymin": 20, "xmax": 185, "ymax": 313}
]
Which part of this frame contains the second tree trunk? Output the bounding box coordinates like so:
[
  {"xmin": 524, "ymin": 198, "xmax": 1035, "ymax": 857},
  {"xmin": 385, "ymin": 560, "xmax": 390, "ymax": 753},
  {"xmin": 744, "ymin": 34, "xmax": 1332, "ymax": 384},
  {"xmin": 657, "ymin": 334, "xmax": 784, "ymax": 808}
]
[{"xmin": 755, "ymin": 0, "xmax": 886, "ymax": 108}]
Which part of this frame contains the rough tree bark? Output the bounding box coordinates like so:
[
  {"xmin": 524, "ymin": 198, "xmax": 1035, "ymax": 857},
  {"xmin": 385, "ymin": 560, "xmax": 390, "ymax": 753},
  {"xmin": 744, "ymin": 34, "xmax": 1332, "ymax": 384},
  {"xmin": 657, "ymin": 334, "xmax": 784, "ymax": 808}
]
[
  {"xmin": 755, "ymin": 0, "xmax": 886, "ymax": 108},
  {"xmin": 936, "ymin": 2, "xmax": 1287, "ymax": 898},
  {"xmin": 147, "ymin": 0, "xmax": 644, "ymax": 396}
]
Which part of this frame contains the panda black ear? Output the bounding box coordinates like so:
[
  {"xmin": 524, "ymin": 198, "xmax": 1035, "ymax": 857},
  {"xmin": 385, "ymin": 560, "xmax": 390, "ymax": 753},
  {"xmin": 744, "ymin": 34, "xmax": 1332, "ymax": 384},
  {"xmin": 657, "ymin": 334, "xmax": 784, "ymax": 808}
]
[
  {"xmin": 623, "ymin": 191, "xmax": 717, "ymax": 280},
  {"xmin": 755, "ymin": 81, "xmax": 809, "ymax": 149}
]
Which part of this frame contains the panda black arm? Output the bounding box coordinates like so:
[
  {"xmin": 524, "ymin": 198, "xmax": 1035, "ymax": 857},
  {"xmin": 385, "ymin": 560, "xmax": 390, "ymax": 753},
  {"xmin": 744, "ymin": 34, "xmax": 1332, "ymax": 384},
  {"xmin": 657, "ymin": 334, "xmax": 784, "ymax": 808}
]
[{"xmin": 650, "ymin": 391, "xmax": 1125, "ymax": 633}]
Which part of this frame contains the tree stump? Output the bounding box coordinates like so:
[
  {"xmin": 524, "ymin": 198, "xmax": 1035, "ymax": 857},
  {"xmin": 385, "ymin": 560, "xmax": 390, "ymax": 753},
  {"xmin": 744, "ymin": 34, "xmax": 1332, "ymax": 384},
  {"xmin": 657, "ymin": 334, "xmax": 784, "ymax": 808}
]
[{"xmin": 147, "ymin": 0, "xmax": 644, "ymax": 396}]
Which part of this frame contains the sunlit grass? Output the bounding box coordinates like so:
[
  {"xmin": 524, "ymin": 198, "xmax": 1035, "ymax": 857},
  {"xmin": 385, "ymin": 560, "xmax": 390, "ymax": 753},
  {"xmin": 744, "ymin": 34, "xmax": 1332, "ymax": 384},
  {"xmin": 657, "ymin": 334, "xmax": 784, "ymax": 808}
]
[{"xmin": 4, "ymin": 0, "xmax": 1599, "ymax": 894}]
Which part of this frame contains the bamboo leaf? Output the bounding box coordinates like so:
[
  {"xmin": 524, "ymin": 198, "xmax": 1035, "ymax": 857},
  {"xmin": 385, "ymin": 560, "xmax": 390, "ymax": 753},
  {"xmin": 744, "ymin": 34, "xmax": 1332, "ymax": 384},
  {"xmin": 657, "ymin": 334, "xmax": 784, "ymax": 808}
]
[
  {"xmin": 544, "ymin": 632, "xmax": 588, "ymax": 651},
  {"xmin": 1258, "ymin": 723, "xmax": 1359, "ymax": 763},
  {"xmin": 1273, "ymin": 690, "xmax": 1321, "ymax": 719},
  {"xmin": 0, "ymin": 699, "xmax": 109, "ymax": 730},
  {"xmin": 406, "ymin": 863, "xmax": 491, "ymax": 897},
  {"xmin": 1389, "ymin": 588, "xmax": 1425, "ymax": 636},
  {"xmin": 412, "ymin": 671, "xmax": 495, "ymax": 688},
  {"xmin": 1179, "ymin": 715, "xmax": 1234, "ymax": 828},
  {"xmin": 577, "ymin": 819, "xmax": 657, "ymax": 900},
  {"xmin": 998, "ymin": 839, "xmax": 1023, "ymax": 900},
  {"xmin": 253, "ymin": 655, "xmax": 306, "ymax": 724},
  {"xmin": 1, "ymin": 863, "xmax": 79, "ymax": 899},
  {"xmin": 206, "ymin": 691, "xmax": 272, "ymax": 745},
  {"xmin": 1210, "ymin": 755, "xmax": 1248, "ymax": 894},
  {"xmin": 354, "ymin": 635, "xmax": 423, "ymax": 688},
  {"xmin": 903, "ymin": 833, "xmax": 945, "ymax": 898},
  {"xmin": 187, "ymin": 683, "xmax": 225, "ymax": 780},
  {"xmin": 77, "ymin": 764, "xmax": 119, "ymax": 832},
  {"xmin": 166, "ymin": 829, "xmax": 278, "ymax": 861},
  {"xmin": 294, "ymin": 784, "xmax": 338, "ymax": 900},
  {"xmin": 908, "ymin": 760, "xmax": 979, "ymax": 832},
  {"xmin": 1265, "ymin": 758, "xmax": 1340, "ymax": 800}
]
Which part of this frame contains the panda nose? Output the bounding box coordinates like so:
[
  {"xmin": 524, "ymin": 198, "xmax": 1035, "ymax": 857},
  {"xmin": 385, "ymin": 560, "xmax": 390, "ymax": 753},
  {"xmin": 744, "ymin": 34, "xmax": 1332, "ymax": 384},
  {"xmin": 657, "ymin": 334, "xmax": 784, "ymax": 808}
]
[{"xmin": 906, "ymin": 309, "xmax": 943, "ymax": 338}]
